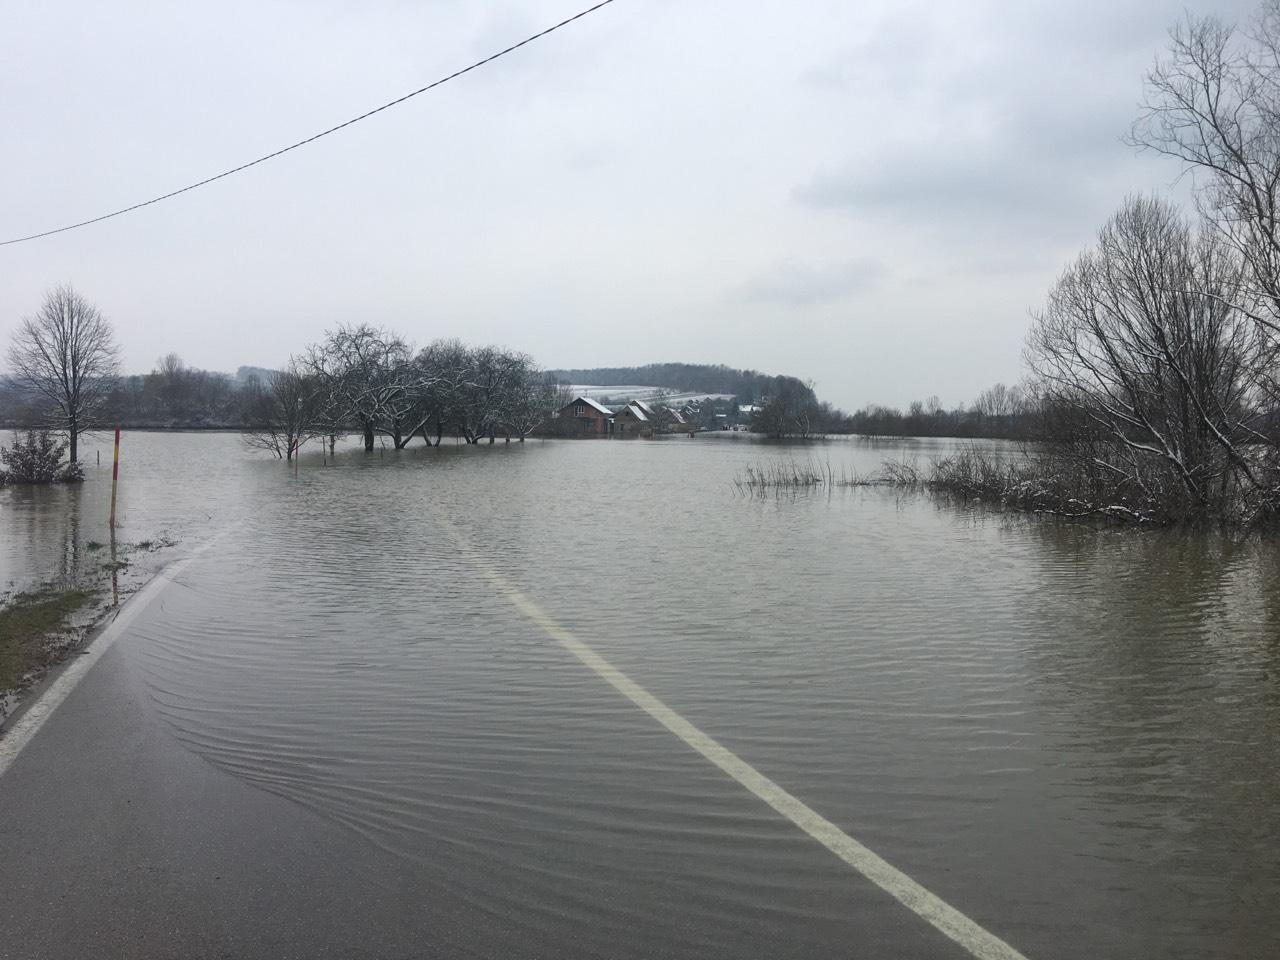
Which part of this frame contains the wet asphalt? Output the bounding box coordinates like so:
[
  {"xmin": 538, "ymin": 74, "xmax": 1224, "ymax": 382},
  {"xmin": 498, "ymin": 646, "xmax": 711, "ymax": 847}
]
[{"xmin": 0, "ymin": 629, "xmax": 981, "ymax": 960}]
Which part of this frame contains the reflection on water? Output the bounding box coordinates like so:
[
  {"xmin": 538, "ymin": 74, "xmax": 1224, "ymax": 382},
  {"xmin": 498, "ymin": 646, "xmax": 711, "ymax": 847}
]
[
  {"xmin": 1018, "ymin": 525, "xmax": 1280, "ymax": 956},
  {"xmin": 5, "ymin": 433, "xmax": 1279, "ymax": 958},
  {"xmin": 1, "ymin": 482, "xmax": 86, "ymax": 587}
]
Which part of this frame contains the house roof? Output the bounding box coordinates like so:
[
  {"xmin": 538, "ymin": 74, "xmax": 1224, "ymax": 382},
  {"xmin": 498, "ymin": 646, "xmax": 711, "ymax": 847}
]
[
  {"xmin": 631, "ymin": 399, "xmax": 657, "ymax": 416},
  {"xmin": 564, "ymin": 396, "xmax": 614, "ymax": 416},
  {"xmin": 621, "ymin": 402, "xmax": 648, "ymax": 422}
]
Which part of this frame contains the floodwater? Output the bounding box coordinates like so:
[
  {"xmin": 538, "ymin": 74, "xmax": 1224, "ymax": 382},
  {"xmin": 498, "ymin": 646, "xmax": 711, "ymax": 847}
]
[{"xmin": 4, "ymin": 431, "xmax": 1279, "ymax": 958}]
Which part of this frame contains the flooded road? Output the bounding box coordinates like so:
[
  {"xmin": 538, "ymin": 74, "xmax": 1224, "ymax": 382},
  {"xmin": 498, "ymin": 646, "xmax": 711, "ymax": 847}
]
[{"xmin": 3, "ymin": 432, "xmax": 1279, "ymax": 958}]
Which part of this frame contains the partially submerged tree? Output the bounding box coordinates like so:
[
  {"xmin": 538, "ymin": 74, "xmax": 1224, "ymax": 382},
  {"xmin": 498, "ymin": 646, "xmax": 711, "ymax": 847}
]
[
  {"xmin": 750, "ymin": 378, "xmax": 823, "ymax": 439},
  {"xmin": 240, "ymin": 364, "xmax": 319, "ymax": 460},
  {"xmin": 303, "ymin": 324, "xmax": 412, "ymax": 451},
  {"xmin": 1025, "ymin": 195, "xmax": 1279, "ymax": 522},
  {"xmin": 6, "ymin": 285, "xmax": 120, "ymax": 464}
]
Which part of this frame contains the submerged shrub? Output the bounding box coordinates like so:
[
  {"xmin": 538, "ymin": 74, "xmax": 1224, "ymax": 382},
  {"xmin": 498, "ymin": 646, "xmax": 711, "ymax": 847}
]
[
  {"xmin": 0, "ymin": 430, "xmax": 83, "ymax": 485},
  {"xmin": 889, "ymin": 447, "xmax": 1206, "ymax": 526}
]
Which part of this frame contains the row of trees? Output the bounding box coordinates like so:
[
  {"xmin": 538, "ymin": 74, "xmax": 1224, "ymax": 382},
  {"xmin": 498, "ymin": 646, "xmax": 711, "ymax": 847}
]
[
  {"xmin": 839, "ymin": 384, "xmax": 1035, "ymax": 439},
  {"xmin": 243, "ymin": 326, "xmax": 562, "ymax": 458},
  {"xmin": 0, "ymin": 288, "xmax": 564, "ymax": 463},
  {"xmin": 1, "ymin": 353, "xmax": 261, "ymax": 431},
  {"xmin": 742, "ymin": 380, "xmax": 1038, "ymax": 440},
  {"xmin": 104, "ymin": 353, "xmax": 245, "ymax": 426}
]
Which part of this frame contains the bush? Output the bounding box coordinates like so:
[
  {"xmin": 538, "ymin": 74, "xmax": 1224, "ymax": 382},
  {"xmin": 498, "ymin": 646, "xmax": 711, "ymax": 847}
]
[
  {"xmin": 0, "ymin": 430, "xmax": 83, "ymax": 485},
  {"xmin": 887, "ymin": 447, "xmax": 1178, "ymax": 525}
]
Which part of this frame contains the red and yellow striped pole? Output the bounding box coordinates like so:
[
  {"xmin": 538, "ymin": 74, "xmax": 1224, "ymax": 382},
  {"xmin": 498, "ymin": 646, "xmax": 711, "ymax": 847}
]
[{"xmin": 109, "ymin": 426, "xmax": 121, "ymax": 530}]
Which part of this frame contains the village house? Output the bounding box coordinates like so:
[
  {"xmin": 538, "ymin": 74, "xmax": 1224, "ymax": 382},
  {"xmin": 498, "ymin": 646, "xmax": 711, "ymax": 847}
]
[
  {"xmin": 613, "ymin": 400, "xmax": 653, "ymax": 438},
  {"xmin": 656, "ymin": 406, "xmax": 689, "ymax": 432},
  {"xmin": 556, "ymin": 396, "xmax": 614, "ymax": 436},
  {"xmin": 556, "ymin": 396, "xmax": 697, "ymax": 438}
]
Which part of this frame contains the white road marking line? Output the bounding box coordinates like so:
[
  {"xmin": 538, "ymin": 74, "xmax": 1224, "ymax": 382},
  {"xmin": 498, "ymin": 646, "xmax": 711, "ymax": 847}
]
[
  {"xmin": 476, "ymin": 563, "xmax": 1031, "ymax": 960},
  {"xmin": 0, "ymin": 539, "xmax": 219, "ymax": 779}
]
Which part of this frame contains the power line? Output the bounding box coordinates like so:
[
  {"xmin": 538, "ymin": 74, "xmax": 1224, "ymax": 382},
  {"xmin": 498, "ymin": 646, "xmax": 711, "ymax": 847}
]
[{"xmin": 2, "ymin": 0, "xmax": 619, "ymax": 247}]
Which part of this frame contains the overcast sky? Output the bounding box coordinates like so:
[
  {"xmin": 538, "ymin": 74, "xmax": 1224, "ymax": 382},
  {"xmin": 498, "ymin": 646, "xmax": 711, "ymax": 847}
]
[{"xmin": 0, "ymin": 0, "xmax": 1257, "ymax": 410}]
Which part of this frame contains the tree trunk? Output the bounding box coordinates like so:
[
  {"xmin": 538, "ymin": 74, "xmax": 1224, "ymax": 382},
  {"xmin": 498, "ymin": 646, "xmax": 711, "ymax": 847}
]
[
  {"xmin": 363, "ymin": 422, "xmax": 375, "ymax": 452},
  {"xmin": 68, "ymin": 416, "xmax": 78, "ymax": 464}
]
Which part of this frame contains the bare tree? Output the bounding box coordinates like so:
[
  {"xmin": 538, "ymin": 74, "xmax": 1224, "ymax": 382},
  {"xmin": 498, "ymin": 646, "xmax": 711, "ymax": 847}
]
[
  {"xmin": 148, "ymin": 352, "xmax": 190, "ymax": 420},
  {"xmin": 415, "ymin": 339, "xmax": 470, "ymax": 446},
  {"xmin": 6, "ymin": 284, "xmax": 120, "ymax": 464},
  {"xmin": 454, "ymin": 345, "xmax": 505, "ymax": 444},
  {"xmin": 499, "ymin": 360, "xmax": 557, "ymax": 441},
  {"xmin": 750, "ymin": 378, "xmax": 823, "ymax": 439},
  {"xmin": 240, "ymin": 363, "xmax": 319, "ymax": 460},
  {"xmin": 303, "ymin": 324, "xmax": 412, "ymax": 451},
  {"xmin": 1026, "ymin": 195, "xmax": 1277, "ymax": 521},
  {"xmin": 1131, "ymin": 4, "xmax": 1280, "ymax": 339}
]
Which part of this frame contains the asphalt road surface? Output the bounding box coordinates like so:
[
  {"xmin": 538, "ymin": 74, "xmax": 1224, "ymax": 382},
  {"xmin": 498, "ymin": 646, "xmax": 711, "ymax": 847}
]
[{"xmin": 0, "ymin": 569, "xmax": 1005, "ymax": 960}]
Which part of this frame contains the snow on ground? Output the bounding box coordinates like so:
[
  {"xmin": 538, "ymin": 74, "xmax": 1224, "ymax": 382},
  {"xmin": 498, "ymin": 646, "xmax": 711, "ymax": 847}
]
[{"xmin": 569, "ymin": 385, "xmax": 735, "ymax": 406}]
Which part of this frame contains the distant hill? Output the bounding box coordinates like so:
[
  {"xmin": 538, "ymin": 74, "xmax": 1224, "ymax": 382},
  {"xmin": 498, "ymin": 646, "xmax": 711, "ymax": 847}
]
[{"xmin": 548, "ymin": 363, "xmax": 811, "ymax": 404}]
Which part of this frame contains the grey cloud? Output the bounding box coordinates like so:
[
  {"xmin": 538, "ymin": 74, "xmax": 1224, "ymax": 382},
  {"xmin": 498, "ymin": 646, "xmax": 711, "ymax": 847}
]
[
  {"xmin": 740, "ymin": 258, "xmax": 887, "ymax": 306},
  {"xmin": 789, "ymin": 0, "xmax": 1251, "ymax": 241},
  {"xmin": 792, "ymin": 145, "xmax": 1093, "ymax": 232},
  {"xmin": 793, "ymin": 99, "xmax": 1131, "ymax": 242},
  {"xmin": 3, "ymin": 0, "xmax": 1263, "ymax": 412}
]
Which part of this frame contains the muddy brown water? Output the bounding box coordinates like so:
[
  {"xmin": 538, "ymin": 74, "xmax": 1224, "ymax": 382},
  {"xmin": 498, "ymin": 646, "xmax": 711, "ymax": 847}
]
[{"xmin": 3, "ymin": 431, "xmax": 1278, "ymax": 958}]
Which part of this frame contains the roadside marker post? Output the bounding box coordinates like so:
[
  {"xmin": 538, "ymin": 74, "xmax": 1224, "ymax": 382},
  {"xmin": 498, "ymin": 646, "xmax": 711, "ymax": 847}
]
[{"xmin": 108, "ymin": 427, "xmax": 121, "ymax": 530}]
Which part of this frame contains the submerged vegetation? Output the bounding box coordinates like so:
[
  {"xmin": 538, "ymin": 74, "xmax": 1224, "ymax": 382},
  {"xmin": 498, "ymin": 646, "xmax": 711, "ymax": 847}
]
[
  {"xmin": 740, "ymin": 442, "xmax": 1274, "ymax": 527},
  {"xmin": 0, "ymin": 430, "xmax": 83, "ymax": 486},
  {"xmin": 732, "ymin": 456, "xmax": 882, "ymax": 495},
  {"xmin": 884, "ymin": 451, "xmax": 1167, "ymax": 524}
]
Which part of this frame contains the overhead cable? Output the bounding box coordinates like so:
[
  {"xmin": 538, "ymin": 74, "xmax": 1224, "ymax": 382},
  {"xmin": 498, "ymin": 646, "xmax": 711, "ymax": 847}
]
[{"xmin": 1, "ymin": 0, "xmax": 619, "ymax": 246}]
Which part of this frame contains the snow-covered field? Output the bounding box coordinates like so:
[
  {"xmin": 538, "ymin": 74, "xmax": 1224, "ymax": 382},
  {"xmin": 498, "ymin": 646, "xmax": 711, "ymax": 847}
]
[{"xmin": 569, "ymin": 385, "xmax": 735, "ymax": 406}]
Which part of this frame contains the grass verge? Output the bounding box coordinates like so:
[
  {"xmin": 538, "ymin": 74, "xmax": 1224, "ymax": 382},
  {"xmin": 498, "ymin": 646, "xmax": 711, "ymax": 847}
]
[{"xmin": 0, "ymin": 587, "xmax": 97, "ymax": 692}]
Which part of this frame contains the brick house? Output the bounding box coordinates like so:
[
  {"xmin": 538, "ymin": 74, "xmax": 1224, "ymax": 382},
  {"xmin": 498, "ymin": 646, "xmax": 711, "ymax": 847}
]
[{"xmin": 557, "ymin": 396, "xmax": 614, "ymax": 436}]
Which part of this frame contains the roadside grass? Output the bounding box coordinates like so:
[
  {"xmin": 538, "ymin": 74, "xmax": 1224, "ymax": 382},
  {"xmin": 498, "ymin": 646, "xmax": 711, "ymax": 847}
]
[
  {"xmin": 0, "ymin": 587, "xmax": 97, "ymax": 691},
  {"xmin": 0, "ymin": 536, "xmax": 179, "ymax": 720}
]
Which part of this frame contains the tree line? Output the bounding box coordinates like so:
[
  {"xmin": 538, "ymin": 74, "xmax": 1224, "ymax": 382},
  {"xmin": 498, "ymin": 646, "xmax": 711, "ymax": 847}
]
[
  {"xmin": 835, "ymin": 384, "xmax": 1035, "ymax": 439},
  {"xmin": 741, "ymin": 380, "xmax": 1036, "ymax": 440},
  {"xmin": 245, "ymin": 326, "xmax": 562, "ymax": 459},
  {"xmin": 0, "ymin": 290, "xmax": 565, "ymax": 464}
]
